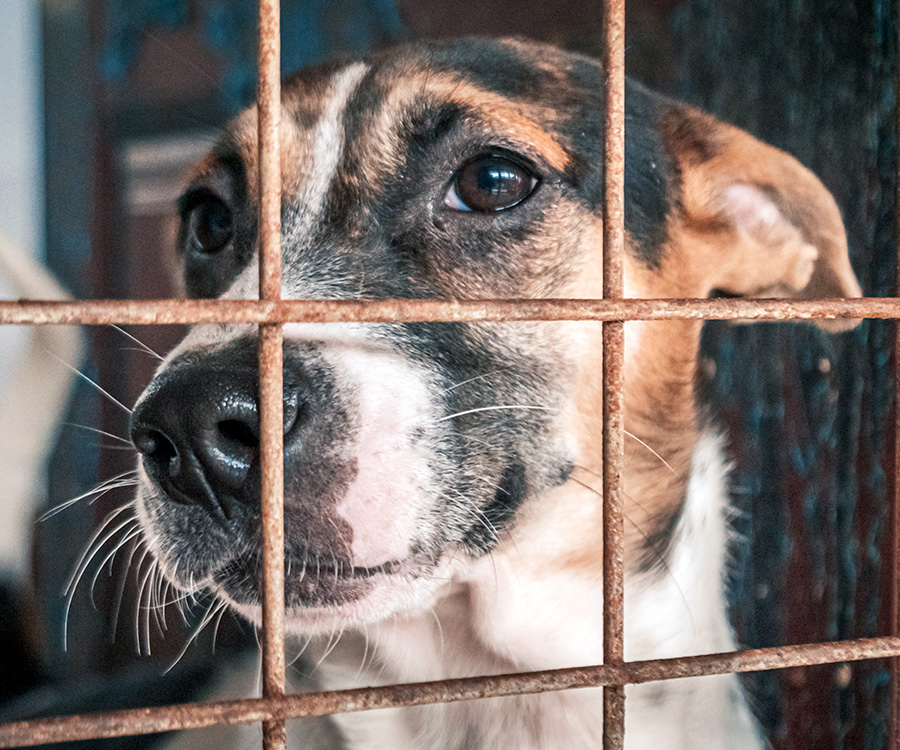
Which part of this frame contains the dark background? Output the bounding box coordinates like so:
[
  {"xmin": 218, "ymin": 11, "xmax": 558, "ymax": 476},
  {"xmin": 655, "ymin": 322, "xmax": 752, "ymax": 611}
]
[{"xmin": 1, "ymin": 1, "xmax": 896, "ymax": 748}]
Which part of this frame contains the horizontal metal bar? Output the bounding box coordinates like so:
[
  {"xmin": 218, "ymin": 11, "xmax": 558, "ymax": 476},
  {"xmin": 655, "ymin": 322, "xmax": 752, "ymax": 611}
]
[
  {"xmin": 2, "ymin": 635, "xmax": 899, "ymax": 747},
  {"xmin": 0, "ymin": 297, "xmax": 895, "ymax": 326}
]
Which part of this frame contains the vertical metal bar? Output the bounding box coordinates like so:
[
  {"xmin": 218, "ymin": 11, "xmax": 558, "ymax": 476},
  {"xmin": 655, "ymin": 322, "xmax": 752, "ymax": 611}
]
[
  {"xmin": 257, "ymin": 0, "xmax": 286, "ymax": 747},
  {"xmin": 602, "ymin": 0, "xmax": 627, "ymax": 747}
]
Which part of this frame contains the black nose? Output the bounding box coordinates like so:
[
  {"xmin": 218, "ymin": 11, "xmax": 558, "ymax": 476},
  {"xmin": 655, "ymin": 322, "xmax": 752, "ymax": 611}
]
[{"xmin": 130, "ymin": 361, "xmax": 302, "ymax": 520}]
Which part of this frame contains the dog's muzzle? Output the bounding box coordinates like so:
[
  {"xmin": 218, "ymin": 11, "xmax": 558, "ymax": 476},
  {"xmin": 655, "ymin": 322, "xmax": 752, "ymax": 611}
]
[
  {"xmin": 129, "ymin": 340, "xmax": 374, "ymax": 609},
  {"xmin": 127, "ymin": 335, "xmax": 456, "ymax": 623}
]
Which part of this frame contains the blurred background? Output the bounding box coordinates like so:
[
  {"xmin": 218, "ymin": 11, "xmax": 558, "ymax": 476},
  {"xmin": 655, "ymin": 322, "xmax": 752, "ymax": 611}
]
[{"xmin": 0, "ymin": 0, "xmax": 896, "ymax": 747}]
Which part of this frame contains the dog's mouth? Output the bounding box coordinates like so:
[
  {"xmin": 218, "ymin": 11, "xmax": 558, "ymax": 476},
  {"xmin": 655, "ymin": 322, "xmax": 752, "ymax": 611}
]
[{"xmin": 209, "ymin": 550, "xmax": 406, "ymax": 611}]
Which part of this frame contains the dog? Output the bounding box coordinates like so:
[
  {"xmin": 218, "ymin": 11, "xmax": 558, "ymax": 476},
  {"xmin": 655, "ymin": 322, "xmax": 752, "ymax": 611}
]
[{"xmin": 127, "ymin": 37, "xmax": 862, "ymax": 749}]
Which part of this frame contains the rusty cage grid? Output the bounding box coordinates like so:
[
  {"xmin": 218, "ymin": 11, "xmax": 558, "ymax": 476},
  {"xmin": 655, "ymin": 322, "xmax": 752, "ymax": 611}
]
[{"xmin": 2, "ymin": 0, "xmax": 900, "ymax": 747}]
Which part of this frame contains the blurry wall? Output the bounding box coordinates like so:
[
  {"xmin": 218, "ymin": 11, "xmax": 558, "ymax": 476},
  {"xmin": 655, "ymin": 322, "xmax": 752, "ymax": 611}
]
[{"xmin": 0, "ymin": 0, "xmax": 46, "ymax": 578}]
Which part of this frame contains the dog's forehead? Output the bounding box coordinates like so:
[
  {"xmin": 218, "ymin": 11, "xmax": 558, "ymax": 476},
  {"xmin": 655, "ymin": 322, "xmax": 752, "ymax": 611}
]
[
  {"xmin": 204, "ymin": 39, "xmax": 596, "ymax": 197},
  {"xmin": 178, "ymin": 38, "xmax": 694, "ymax": 301}
]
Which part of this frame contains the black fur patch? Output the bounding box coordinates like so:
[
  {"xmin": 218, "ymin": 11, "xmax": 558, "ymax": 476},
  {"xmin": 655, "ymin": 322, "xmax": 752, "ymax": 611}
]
[
  {"xmin": 638, "ymin": 502, "xmax": 684, "ymax": 574},
  {"xmin": 624, "ymin": 81, "xmax": 677, "ymax": 267},
  {"xmin": 178, "ymin": 145, "xmax": 257, "ymax": 299},
  {"xmin": 464, "ymin": 461, "xmax": 529, "ymax": 553}
]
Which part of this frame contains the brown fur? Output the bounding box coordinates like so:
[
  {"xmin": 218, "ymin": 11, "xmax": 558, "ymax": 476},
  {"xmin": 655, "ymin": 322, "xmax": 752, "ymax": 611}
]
[{"xmin": 514, "ymin": 100, "xmax": 862, "ymax": 575}]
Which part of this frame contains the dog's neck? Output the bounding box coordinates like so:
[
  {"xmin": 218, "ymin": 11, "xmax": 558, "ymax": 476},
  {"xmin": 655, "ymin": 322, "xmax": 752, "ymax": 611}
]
[
  {"xmin": 622, "ymin": 318, "xmax": 703, "ymax": 558},
  {"xmin": 321, "ymin": 430, "xmax": 736, "ymax": 750},
  {"xmin": 567, "ymin": 314, "xmax": 704, "ymax": 567},
  {"xmin": 313, "ymin": 317, "xmax": 745, "ymax": 750},
  {"xmin": 394, "ymin": 316, "xmax": 710, "ymax": 673}
]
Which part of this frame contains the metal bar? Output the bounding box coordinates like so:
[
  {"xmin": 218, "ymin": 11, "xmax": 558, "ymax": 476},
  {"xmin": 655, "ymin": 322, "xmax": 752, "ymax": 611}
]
[
  {"xmin": 257, "ymin": 0, "xmax": 282, "ymax": 304},
  {"xmin": 602, "ymin": 319, "xmax": 626, "ymax": 747},
  {"xmin": 0, "ymin": 296, "xmax": 889, "ymax": 326},
  {"xmin": 258, "ymin": 326, "xmax": 286, "ymax": 750},
  {"xmin": 601, "ymin": 0, "xmax": 627, "ymax": 746},
  {"xmin": 4, "ymin": 635, "xmax": 900, "ymax": 748},
  {"xmin": 257, "ymin": 0, "xmax": 286, "ymax": 748}
]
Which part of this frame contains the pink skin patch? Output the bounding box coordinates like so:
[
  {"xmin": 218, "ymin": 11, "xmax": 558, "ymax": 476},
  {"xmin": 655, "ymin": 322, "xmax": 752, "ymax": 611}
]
[{"xmin": 298, "ymin": 332, "xmax": 437, "ymax": 570}]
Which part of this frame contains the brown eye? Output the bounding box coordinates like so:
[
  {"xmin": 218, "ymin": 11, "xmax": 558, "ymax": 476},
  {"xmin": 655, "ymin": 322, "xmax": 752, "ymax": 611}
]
[
  {"xmin": 189, "ymin": 197, "xmax": 232, "ymax": 254},
  {"xmin": 445, "ymin": 155, "xmax": 538, "ymax": 212}
]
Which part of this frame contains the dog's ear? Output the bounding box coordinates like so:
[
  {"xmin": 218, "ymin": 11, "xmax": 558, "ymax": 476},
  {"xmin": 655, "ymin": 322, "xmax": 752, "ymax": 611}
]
[{"xmin": 661, "ymin": 105, "xmax": 862, "ymax": 331}]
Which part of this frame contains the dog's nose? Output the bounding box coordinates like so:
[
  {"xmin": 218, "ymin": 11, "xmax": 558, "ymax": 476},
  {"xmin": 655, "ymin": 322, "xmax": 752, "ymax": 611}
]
[{"xmin": 129, "ymin": 364, "xmax": 301, "ymax": 519}]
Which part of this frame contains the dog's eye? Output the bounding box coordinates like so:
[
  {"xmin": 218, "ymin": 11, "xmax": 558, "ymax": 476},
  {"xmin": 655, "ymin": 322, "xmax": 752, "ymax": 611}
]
[
  {"xmin": 188, "ymin": 197, "xmax": 233, "ymax": 254},
  {"xmin": 444, "ymin": 155, "xmax": 537, "ymax": 212}
]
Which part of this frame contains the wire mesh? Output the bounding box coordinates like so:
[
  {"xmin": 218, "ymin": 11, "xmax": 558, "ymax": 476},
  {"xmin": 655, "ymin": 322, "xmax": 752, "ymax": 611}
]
[{"xmin": 0, "ymin": 0, "xmax": 898, "ymax": 747}]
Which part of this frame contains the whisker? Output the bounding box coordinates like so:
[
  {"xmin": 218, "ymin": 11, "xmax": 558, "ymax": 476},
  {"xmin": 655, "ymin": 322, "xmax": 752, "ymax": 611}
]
[
  {"xmin": 110, "ymin": 535, "xmax": 143, "ymax": 642},
  {"xmin": 439, "ymin": 369, "xmax": 510, "ymax": 396},
  {"xmin": 63, "ymin": 507, "xmax": 137, "ymax": 650},
  {"xmin": 48, "ymin": 352, "xmax": 132, "ymax": 415},
  {"xmin": 623, "ymin": 429, "xmax": 677, "ymax": 475},
  {"xmin": 64, "ymin": 505, "xmax": 135, "ymax": 595},
  {"xmin": 443, "ymin": 400, "xmax": 677, "ymax": 477},
  {"xmin": 315, "ymin": 622, "xmax": 347, "ymax": 670},
  {"xmin": 62, "ymin": 422, "xmax": 134, "ymax": 447},
  {"xmin": 288, "ymin": 636, "xmax": 314, "ymax": 670},
  {"xmin": 165, "ymin": 597, "xmax": 227, "ymax": 674},
  {"xmin": 130, "ymin": 544, "xmax": 153, "ymax": 654},
  {"xmin": 155, "ymin": 570, "xmax": 171, "ymax": 633},
  {"xmin": 428, "ymin": 607, "xmax": 445, "ymax": 659},
  {"xmin": 110, "ymin": 324, "xmax": 164, "ymax": 361},
  {"xmin": 41, "ymin": 472, "xmax": 139, "ymax": 521},
  {"xmin": 436, "ymin": 404, "xmax": 555, "ymax": 423},
  {"xmin": 144, "ymin": 561, "xmax": 164, "ymax": 637},
  {"xmin": 210, "ymin": 603, "xmax": 228, "ymax": 655},
  {"xmin": 89, "ymin": 525, "xmax": 142, "ymax": 607},
  {"xmin": 353, "ymin": 621, "xmax": 372, "ymax": 683},
  {"xmin": 569, "ymin": 474, "xmax": 696, "ymax": 629},
  {"xmin": 140, "ymin": 559, "xmax": 158, "ymax": 655}
]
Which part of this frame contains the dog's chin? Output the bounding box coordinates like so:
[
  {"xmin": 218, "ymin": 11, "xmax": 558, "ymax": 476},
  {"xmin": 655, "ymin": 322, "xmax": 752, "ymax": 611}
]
[{"xmin": 214, "ymin": 556, "xmax": 456, "ymax": 636}]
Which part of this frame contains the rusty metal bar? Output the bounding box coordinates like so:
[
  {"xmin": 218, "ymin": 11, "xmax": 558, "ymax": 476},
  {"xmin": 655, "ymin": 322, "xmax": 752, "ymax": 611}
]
[
  {"xmin": 0, "ymin": 296, "xmax": 889, "ymax": 326},
  {"xmin": 258, "ymin": 327, "xmax": 286, "ymax": 750},
  {"xmin": 4, "ymin": 635, "xmax": 900, "ymax": 748},
  {"xmin": 257, "ymin": 0, "xmax": 282, "ymax": 305},
  {"xmin": 256, "ymin": 0, "xmax": 286, "ymax": 748},
  {"xmin": 601, "ymin": 0, "xmax": 627, "ymax": 746}
]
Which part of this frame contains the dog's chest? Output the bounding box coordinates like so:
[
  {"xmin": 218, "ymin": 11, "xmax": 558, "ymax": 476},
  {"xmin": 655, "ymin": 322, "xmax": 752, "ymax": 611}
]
[
  {"xmin": 325, "ymin": 582, "xmax": 606, "ymax": 750},
  {"xmin": 317, "ymin": 434, "xmax": 762, "ymax": 750}
]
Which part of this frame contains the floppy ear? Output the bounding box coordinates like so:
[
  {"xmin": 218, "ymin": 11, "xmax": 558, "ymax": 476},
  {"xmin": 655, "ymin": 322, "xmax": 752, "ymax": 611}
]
[{"xmin": 661, "ymin": 104, "xmax": 862, "ymax": 331}]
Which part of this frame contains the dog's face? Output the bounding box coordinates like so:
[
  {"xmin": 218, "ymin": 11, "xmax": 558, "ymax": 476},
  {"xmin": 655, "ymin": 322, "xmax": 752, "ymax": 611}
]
[{"xmin": 129, "ymin": 38, "xmax": 860, "ymax": 634}]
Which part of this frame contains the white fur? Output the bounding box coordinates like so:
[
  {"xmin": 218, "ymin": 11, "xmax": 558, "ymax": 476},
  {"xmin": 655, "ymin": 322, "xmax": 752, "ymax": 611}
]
[
  {"xmin": 308, "ymin": 433, "xmax": 764, "ymax": 750},
  {"xmin": 282, "ymin": 62, "xmax": 369, "ymax": 271},
  {"xmin": 329, "ymin": 344, "xmax": 436, "ymax": 567},
  {"xmin": 283, "ymin": 323, "xmax": 442, "ymax": 570},
  {"xmin": 157, "ymin": 433, "xmax": 763, "ymax": 750},
  {"xmin": 222, "ymin": 63, "xmax": 369, "ymax": 302},
  {"xmin": 623, "ymin": 433, "xmax": 762, "ymax": 749}
]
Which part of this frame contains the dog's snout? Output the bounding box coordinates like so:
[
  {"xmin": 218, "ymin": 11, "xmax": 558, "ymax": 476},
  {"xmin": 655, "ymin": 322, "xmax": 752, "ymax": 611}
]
[{"xmin": 130, "ymin": 363, "xmax": 302, "ymax": 519}]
